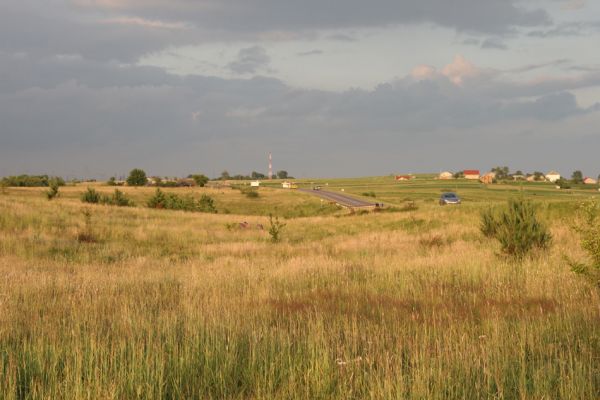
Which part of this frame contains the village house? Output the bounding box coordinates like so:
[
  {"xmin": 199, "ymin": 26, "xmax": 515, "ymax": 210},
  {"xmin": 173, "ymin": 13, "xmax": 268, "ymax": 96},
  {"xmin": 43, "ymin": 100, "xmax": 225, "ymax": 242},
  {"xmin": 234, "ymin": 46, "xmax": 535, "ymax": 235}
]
[
  {"xmin": 480, "ymin": 172, "xmax": 496, "ymax": 184},
  {"xmin": 395, "ymin": 175, "xmax": 413, "ymax": 181},
  {"xmin": 464, "ymin": 170, "xmax": 480, "ymax": 180},
  {"xmin": 438, "ymin": 171, "xmax": 454, "ymax": 180},
  {"xmin": 584, "ymin": 177, "xmax": 598, "ymax": 185},
  {"xmin": 250, "ymin": 181, "xmax": 261, "ymax": 187},
  {"xmin": 281, "ymin": 181, "xmax": 298, "ymax": 189},
  {"xmin": 545, "ymin": 171, "xmax": 561, "ymax": 183}
]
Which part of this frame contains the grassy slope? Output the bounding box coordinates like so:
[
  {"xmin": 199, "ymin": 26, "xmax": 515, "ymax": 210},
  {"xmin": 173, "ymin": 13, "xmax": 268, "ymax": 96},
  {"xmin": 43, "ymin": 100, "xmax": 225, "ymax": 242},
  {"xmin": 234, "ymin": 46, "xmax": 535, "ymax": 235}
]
[{"xmin": 0, "ymin": 178, "xmax": 599, "ymax": 399}]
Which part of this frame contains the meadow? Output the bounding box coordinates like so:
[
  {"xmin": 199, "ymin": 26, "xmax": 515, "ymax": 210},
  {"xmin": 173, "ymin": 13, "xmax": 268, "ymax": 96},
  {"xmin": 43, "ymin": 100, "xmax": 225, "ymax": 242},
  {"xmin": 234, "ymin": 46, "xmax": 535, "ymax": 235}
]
[{"xmin": 0, "ymin": 177, "xmax": 599, "ymax": 399}]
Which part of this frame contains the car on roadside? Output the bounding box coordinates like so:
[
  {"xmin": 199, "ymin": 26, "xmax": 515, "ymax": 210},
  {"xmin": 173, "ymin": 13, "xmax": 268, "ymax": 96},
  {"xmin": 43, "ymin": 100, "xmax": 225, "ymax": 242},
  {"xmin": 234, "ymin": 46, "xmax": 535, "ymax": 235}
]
[{"xmin": 439, "ymin": 192, "xmax": 461, "ymax": 205}]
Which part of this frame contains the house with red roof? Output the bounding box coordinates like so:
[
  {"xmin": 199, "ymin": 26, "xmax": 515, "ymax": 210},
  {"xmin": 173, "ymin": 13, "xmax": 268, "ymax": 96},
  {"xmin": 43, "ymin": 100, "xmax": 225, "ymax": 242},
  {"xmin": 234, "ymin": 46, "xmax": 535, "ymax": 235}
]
[{"xmin": 464, "ymin": 170, "xmax": 480, "ymax": 180}]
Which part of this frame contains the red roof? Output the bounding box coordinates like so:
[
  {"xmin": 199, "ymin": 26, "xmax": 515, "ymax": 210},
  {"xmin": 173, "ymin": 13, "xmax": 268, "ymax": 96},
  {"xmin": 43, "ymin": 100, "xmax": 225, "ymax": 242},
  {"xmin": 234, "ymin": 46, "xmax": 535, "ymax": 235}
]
[
  {"xmin": 464, "ymin": 170, "xmax": 480, "ymax": 175},
  {"xmin": 396, "ymin": 175, "xmax": 412, "ymax": 180}
]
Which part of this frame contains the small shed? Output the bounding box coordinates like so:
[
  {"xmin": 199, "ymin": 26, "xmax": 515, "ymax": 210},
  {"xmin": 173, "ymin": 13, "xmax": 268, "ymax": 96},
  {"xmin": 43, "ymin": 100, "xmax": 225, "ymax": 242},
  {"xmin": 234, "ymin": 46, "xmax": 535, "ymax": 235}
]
[
  {"xmin": 438, "ymin": 171, "xmax": 454, "ymax": 180},
  {"xmin": 395, "ymin": 175, "xmax": 413, "ymax": 181},
  {"xmin": 250, "ymin": 181, "xmax": 261, "ymax": 187}
]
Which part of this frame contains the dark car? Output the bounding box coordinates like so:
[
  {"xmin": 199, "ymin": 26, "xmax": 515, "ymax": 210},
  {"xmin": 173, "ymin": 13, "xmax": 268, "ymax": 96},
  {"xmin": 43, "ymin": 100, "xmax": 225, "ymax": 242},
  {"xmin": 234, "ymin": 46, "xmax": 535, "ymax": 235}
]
[{"xmin": 439, "ymin": 192, "xmax": 461, "ymax": 205}]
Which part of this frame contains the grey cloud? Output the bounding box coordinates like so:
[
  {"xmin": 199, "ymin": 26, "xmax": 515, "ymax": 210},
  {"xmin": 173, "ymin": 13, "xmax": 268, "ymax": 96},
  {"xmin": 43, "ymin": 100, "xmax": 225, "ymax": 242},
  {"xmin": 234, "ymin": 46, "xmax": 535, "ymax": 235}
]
[
  {"xmin": 327, "ymin": 33, "xmax": 358, "ymax": 42},
  {"xmin": 297, "ymin": 49, "xmax": 324, "ymax": 56},
  {"xmin": 2, "ymin": 53, "xmax": 598, "ymax": 177},
  {"xmin": 527, "ymin": 21, "xmax": 600, "ymax": 38},
  {"xmin": 72, "ymin": 0, "xmax": 551, "ymax": 35},
  {"xmin": 508, "ymin": 59, "xmax": 570, "ymax": 73},
  {"xmin": 462, "ymin": 38, "xmax": 480, "ymax": 46},
  {"xmin": 227, "ymin": 46, "xmax": 271, "ymax": 75},
  {"xmin": 481, "ymin": 38, "xmax": 508, "ymax": 50}
]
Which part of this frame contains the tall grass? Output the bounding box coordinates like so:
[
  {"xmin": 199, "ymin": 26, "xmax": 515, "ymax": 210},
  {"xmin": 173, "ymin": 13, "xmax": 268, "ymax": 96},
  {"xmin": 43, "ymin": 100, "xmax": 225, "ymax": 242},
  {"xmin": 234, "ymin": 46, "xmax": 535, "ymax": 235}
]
[{"xmin": 0, "ymin": 191, "xmax": 598, "ymax": 399}]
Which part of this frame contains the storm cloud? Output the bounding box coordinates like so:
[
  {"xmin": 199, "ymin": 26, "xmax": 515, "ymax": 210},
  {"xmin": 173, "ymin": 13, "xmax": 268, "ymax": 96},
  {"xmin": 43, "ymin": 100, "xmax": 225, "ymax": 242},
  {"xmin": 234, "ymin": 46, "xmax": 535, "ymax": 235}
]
[{"xmin": 0, "ymin": 0, "xmax": 599, "ymax": 177}]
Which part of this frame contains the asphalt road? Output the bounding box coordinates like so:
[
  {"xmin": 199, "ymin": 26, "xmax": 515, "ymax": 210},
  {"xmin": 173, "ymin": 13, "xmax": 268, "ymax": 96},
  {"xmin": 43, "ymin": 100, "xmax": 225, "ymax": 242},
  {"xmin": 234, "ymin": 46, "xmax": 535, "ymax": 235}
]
[{"xmin": 298, "ymin": 189, "xmax": 377, "ymax": 208}]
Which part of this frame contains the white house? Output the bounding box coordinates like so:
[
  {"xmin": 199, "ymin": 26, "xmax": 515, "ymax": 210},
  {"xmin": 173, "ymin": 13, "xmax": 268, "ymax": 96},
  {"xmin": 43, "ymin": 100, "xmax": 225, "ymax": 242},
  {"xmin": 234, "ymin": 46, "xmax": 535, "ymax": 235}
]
[
  {"xmin": 438, "ymin": 171, "xmax": 454, "ymax": 180},
  {"xmin": 250, "ymin": 181, "xmax": 260, "ymax": 187},
  {"xmin": 545, "ymin": 171, "xmax": 561, "ymax": 183}
]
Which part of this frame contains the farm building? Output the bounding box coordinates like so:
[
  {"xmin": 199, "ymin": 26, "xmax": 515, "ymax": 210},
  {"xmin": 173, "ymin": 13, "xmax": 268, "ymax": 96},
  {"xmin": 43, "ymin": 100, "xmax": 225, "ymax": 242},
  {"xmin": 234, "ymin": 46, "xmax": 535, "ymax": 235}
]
[
  {"xmin": 464, "ymin": 170, "xmax": 480, "ymax": 180},
  {"xmin": 177, "ymin": 178, "xmax": 196, "ymax": 187},
  {"xmin": 281, "ymin": 181, "xmax": 298, "ymax": 189},
  {"xmin": 480, "ymin": 172, "xmax": 496, "ymax": 184},
  {"xmin": 584, "ymin": 177, "xmax": 598, "ymax": 185},
  {"xmin": 250, "ymin": 181, "xmax": 261, "ymax": 187},
  {"xmin": 545, "ymin": 171, "xmax": 561, "ymax": 183},
  {"xmin": 395, "ymin": 175, "xmax": 413, "ymax": 181},
  {"xmin": 438, "ymin": 171, "xmax": 454, "ymax": 179}
]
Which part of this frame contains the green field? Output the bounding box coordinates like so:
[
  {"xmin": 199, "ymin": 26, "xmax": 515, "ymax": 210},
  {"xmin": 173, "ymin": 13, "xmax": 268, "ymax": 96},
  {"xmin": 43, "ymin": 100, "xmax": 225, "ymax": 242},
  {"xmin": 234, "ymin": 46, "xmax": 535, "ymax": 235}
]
[{"xmin": 0, "ymin": 177, "xmax": 599, "ymax": 399}]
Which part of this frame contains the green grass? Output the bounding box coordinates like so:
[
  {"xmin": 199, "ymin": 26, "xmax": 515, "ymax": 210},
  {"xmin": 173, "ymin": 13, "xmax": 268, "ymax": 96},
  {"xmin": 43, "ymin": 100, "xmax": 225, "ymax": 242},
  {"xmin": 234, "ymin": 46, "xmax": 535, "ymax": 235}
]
[{"xmin": 0, "ymin": 177, "xmax": 599, "ymax": 399}]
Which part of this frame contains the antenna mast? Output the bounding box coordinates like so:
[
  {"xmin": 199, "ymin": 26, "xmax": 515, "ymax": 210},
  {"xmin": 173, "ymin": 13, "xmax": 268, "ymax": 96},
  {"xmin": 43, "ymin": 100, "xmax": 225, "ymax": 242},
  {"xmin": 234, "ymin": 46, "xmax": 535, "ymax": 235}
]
[{"xmin": 268, "ymin": 152, "xmax": 273, "ymax": 180}]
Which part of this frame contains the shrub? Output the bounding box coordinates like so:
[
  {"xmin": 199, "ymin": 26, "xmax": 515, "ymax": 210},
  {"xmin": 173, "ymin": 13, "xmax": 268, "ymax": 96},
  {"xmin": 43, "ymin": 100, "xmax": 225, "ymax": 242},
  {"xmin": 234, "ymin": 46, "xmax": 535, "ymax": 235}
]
[
  {"xmin": 567, "ymin": 199, "xmax": 600, "ymax": 287},
  {"xmin": 198, "ymin": 194, "xmax": 217, "ymax": 213},
  {"xmin": 81, "ymin": 187, "xmax": 101, "ymax": 204},
  {"xmin": 362, "ymin": 191, "xmax": 377, "ymax": 198},
  {"xmin": 480, "ymin": 208, "xmax": 497, "ymax": 237},
  {"xmin": 77, "ymin": 209, "xmax": 97, "ymax": 243},
  {"xmin": 45, "ymin": 179, "xmax": 60, "ymax": 200},
  {"xmin": 107, "ymin": 177, "xmax": 117, "ymax": 186},
  {"xmin": 147, "ymin": 189, "xmax": 216, "ymax": 213},
  {"xmin": 268, "ymin": 214, "xmax": 286, "ymax": 243},
  {"xmin": 1, "ymin": 174, "xmax": 65, "ymax": 187},
  {"xmin": 245, "ymin": 190, "xmax": 259, "ymax": 198},
  {"xmin": 82, "ymin": 188, "xmax": 134, "ymax": 207},
  {"xmin": 110, "ymin": 189, "xmax": 134, "ymax": 207},
  {"xmin": 481, "ymin": 198, "xmax": 552, "ymax": 257}
]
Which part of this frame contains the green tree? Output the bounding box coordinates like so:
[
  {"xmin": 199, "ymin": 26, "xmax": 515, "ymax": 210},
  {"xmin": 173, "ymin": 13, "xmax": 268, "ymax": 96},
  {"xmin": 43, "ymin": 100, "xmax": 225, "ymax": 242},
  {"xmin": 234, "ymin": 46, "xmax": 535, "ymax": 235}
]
[
  {"xmin": 190, "ymin": 174, "xmax": 209, "ymax": 187},
  {"xmin": 571, "ymin": 170, "xmax": 583, "ymax": 184},
  {"xmin": 107, "ymin": 177, "xmax": 117, "ymax": 186},
  {"xmin": 533, "ymin": 171, "xmax": 545, "ymax": 181},
  {"xmin": 251, "ymin": 171, "xmax": 266, "ymax": 179},
  {"xmin": 491, "ymin": 166, "xmax": 510, "ymax": 180},
  {"xmin": 276, "ymin": 170, "xmax": 288, "ymax": 179},
  {"xmin": 126, "ymin": 168, "xmax": 147, "ymax": 186},
  {"xmin": 220, "ymin": 170, "xmax": 230, "ymax": 180}
]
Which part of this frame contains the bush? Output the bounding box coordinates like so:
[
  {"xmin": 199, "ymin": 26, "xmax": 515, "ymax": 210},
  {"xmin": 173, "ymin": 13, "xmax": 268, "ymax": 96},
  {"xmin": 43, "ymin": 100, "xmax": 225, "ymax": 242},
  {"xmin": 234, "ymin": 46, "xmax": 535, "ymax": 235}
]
[
  {"xmin": 81, "ymin": 187, "xmax": 101, "ymax": 204},
  {"xmin": 362, "ymin": 191, "xmax": 377, "ymax": 198},
  {"xmin": 1, "ymin": 174, "xmax": 65, "ymax": 187},
  {"xmin": 110, "ymin": 189, "xmax": 134, "ymax": 207},
  {"xmin": 198, "ymin": 194, "xmax": 217, "ymax": 213},
  {"xmin": 268, "ymin": 214, "xmax": 286, "ymax": 243},
  {"xmin": 245, "ymin": 190, "xmax": 259, "ymax": 198},
  {"xmin": 480, "ymin": 198, "xmax": 552, "ymax": 257},
  {"xmin": 567, "ymin": 199, "xmax": 600, "ymax": 287},
  {"xmin": 81, "ymin": 188, "xmax": 134, "ymax": 207},
  {"xmin": 480, "ymin": 208, "xmax": 497, "ymax": 237},
  {"xmin": 77, "ymin": 209, "xmax": 97, "ymax": 243},
  {"xmin": 147, "ymin": 189, "xmax": 216, "ymax": 213},
  {"xmin": 45, "ymin": 179, "xmax": 60, "ymax": 200}
]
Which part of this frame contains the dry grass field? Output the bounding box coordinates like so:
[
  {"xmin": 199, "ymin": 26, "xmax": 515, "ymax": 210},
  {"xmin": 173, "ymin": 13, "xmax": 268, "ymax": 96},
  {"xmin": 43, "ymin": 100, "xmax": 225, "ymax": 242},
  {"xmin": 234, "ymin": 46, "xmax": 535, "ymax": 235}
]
[{"xmin": 0, "ymin": 179, "xmax": 599, "ymax": 399}]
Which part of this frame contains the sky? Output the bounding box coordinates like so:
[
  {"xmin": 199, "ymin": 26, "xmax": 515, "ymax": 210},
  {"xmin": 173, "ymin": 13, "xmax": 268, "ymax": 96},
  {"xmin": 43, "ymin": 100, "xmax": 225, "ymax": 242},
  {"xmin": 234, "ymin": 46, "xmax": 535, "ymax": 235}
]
[{"xmin": 1, "ymin": 0, "xmax": 599, "ymax": 179}]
